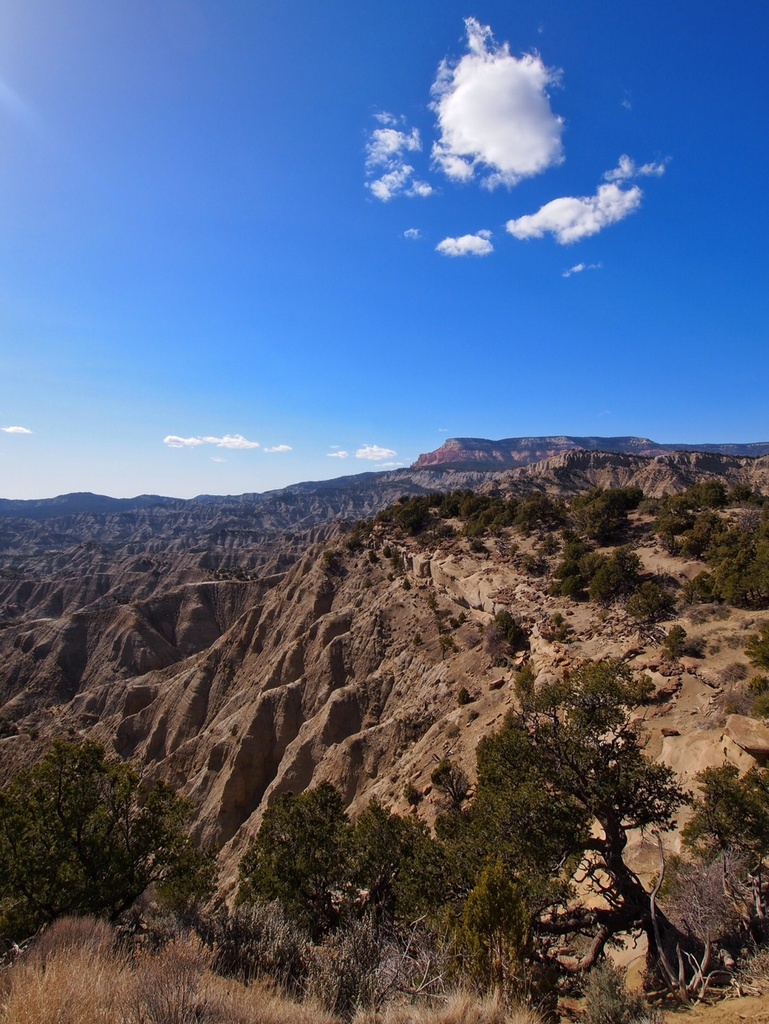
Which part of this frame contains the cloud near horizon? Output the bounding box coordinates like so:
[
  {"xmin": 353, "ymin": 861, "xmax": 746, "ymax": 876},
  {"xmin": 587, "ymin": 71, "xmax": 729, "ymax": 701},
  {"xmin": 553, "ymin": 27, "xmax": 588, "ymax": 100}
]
[
  {"xmin": 436, "ymin": 229, "xmax": 493, "ymax": 256},
  {"xmin": 430, "ymin": 18, "xmax": 563, "ymax": 189},
  {"xmin": 507, "ymin": 181, "xmax": 642, "ymax": 244},
  {"xmin": 356, "ymin": 444, "xmax": 397, "ymax": 461},
  {"xmin": 164, "ymin": 434, "xmax": 260, "ymax": 450},
  {"xmin": 327, "ymin": 450, "xmax": 350, "ymax": 459},
  {"xmin": 2, "ymin": 425, "xmax": 32, "ymax": 434}
]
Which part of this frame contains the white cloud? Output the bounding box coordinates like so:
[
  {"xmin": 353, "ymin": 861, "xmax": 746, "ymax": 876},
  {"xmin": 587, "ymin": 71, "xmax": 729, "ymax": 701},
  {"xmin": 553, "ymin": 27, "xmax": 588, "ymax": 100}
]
[
  {"xmin": 1, "ymin": 425, "xmax": 32, "ymax": 434},
  {"xmin": 164, "ymin": 436, "xmax": 205, "ymax": 448},
  {"xmin": 368, "ymin": 166, "xmax": 433, "ymax": 201},
  {"xmin": 379, "ymin": 461, "xmax": 404, "ymax": 468},
  {"xmin": 368, "ymin": 166, "xmax": 411, "ymax": 201},
  {"xmin": 366, "ymin": 125, "xmax": 421, "ymax": 168},
  {"xmin": 264, "ymin": 444, "xmax": 292, "ymax": 453},
  {"xmin": 407, "ymin": 180, "xmax": 434, "ymax": 197},
  {"xmin": 562, "ymin": 261, "xmax": 603, "ymax": 278},
  {"xmin": 506, "ymin": 182, "xmax": 642, "ymax": 244},
  {"xmin": 430, "ymin": 17, "xmax": 563, "ymax": 189},
  {"xmin": 365, "ymin": 117, "xmax": 434, "ymax": 201},
  {"xmin": 211, "ymin": 457, "xmax": 227, "ymax": 463},
  {"xmin": 164, "ymin": 433, "xmax": 260, "ymax": 450},
  {"xmin": 604, "ymin": 154, "xmax": 668, "ymax": 182},
  {"xmin": 327, "ymin": 450, "xmax": 349, "ymax": 459},
  {"xmin": 436, "ymin": 230, "xmax": 493, "ymax": 257},
  {"xmin": 356, "ymin": 444, "xmax": 397, "ymax": 461},
  {"xmin": 404, "ymin": 228, "xmax": 422, "ymax": 240}
]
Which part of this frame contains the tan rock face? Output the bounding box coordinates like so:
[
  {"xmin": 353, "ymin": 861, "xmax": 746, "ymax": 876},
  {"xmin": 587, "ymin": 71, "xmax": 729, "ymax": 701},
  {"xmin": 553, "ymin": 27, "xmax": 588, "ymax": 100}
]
[{"xmin": 724, "ymin": 715, "xmax": 769, "ymax": 761}]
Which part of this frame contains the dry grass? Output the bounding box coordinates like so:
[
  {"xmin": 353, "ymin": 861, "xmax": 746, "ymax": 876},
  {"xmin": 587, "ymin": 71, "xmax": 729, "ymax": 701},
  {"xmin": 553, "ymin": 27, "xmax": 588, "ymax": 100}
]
[
  {"xmin": 0, "ymin": 917, "xmax": 540, "ymax": 1024},
  {"xmin": 354, "ymin": 990, "xmax": 542, "ymax": 1024},
  {"xmin": 0, "ymin": 940, "xmax": 132, "ymax": 1024}
]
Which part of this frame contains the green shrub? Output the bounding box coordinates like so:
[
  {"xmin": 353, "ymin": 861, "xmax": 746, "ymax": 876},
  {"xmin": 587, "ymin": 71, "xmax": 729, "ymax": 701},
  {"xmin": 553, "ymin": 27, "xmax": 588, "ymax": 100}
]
[
  {"xmin": 747, "ymin": 622, "xmax": 769, "ymax": 670},
  {"xmin": 626, "ymin": 581, "xmax": 676, "ymax": 622},
  {"xmin": 662, "ymin": 625, "xmax": 687, "ymax": 660},
  {"xmin": 0, "ymin": 740, "xmax": 214, "ymax": 940},
  {"xmin": 431, "ymin": 759, "xmax": 470, "ymax": 814},
  {"xmin": 588, "ymin": 548, "xmax": 642, "ymax": 604},
  {"xmin": 583, "ymin": 962, "xmax": 660, "ymax": 1024},
  {"xmin": 403, "ymin": 782, "xmax": 421, "ymax": 806}
]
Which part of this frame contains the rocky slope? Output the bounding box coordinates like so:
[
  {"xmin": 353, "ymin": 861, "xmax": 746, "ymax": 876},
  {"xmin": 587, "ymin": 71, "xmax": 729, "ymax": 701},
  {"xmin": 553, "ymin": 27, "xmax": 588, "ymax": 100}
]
[{"xmin": 2, "ymin": 455, "xmax": 769, "ymax": 888}]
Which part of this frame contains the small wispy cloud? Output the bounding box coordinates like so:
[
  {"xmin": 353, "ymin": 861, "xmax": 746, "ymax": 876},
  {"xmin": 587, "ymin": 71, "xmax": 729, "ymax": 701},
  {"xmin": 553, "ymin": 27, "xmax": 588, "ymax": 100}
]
[
  {"xmin": 404, "ymin": 228, "xmax": 422, "ymax": 240},
  {"xmin": 164, "ymin": 433, "xmax": 260, "ymax": 450},
  {"xmin": 562, "ymin": 261, "xmax": 603, "ymax": 278},
  {"xmin": 507, "ymin": 182, "xmax": 642, "ymax": 245},
  {"xmin": 327, "ymin": 450, "xmax": 350, "ymax": 459},
  {"xmin": 356, "ymin": 444, "xmax": 397, "ymax": 461},
  {"xmin": 436, "ymin": 230, "xmax": 493, "ymax": 257},
  {"xmin": 2, "ymin": 425, "xmax": 32, "ymax": 434},
  {"xmin": 379, "ymin": 461, "xmax": 404, "ymax": 468},
  {"xmin": 365, "ymin": 113, "xmax": 434, "ymax": 201},
  {"xmin": 264, "ymin": 444, "xmax": 292, "ymax": 453},
  {"xmin": 604, "ymin": 154, "xmax": 668, "ymax": 182},
  {"xmin": 430, "ymin": 18, "xmax": 563, "ymax": 189},
  {"xmin": 211, "ymin": 457, "xmax": 227, "ymax": 463}
]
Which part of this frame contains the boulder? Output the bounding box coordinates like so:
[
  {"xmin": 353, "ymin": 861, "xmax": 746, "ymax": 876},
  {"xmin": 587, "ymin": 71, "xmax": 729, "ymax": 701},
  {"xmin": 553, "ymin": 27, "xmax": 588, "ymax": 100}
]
[{"xmin": 724, "ymin": 715, "xmax": 769, "ymax": 761}]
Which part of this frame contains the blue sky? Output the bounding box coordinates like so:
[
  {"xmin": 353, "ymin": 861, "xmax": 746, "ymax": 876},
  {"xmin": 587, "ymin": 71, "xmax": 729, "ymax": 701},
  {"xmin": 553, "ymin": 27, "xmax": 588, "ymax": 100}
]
[{"xmin": 1, "ymin": 1, "xmax": 767, "ymax": 499}]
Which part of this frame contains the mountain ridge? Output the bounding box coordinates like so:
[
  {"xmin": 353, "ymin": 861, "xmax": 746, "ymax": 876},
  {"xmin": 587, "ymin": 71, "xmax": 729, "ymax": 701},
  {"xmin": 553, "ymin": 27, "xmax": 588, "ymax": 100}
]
[{"xmin": 413, "ymin": 434, "xmax": 769, "ymax": 470}]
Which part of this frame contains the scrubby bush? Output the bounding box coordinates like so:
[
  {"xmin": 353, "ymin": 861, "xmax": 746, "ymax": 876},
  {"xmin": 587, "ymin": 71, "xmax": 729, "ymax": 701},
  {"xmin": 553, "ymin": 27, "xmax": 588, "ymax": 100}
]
[
  {"xmin": 0, "ymin": 740, "xmax": 215, "ymax": 941},
  {"xmin": 484, "ymin": 612, "xmax": 529, "ymax": 664},
  {"xmin": 626, "ymin": 581, "xmax": 676, "ymax": 622},
  {"xmin": 238, "ymin": 786, "xmax": 444, "ymax": 940},
  {"xmin": 588, "ymin": 548, "xmax": 642, "ymax": 604},
  {"xmin": 662, "ymin": 625, "xmax": 687, "ymax": 661},
  {"xmin": 206, "ymin": 901, "xmax": 312, "ymax": 994},
  {"xmin": 582, "ymin": 963, "xmax": 660, "ymax": 1024},
  {"xmin": 747, "ymin": 621, "xmax": 769, "ymax": 670},
  {"xmin": 571, "ymin": 487, "xmax": 643, "ymax": 544},
  {"xmin": 431, "ymin": 760, "xmax": 470, "ymax": 814}
]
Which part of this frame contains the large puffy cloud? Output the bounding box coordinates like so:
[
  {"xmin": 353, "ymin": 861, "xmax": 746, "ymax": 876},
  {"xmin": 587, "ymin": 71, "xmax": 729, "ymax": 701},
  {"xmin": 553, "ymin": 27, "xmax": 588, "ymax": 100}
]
[
  {"xmin": 2, "ymin": 425, "xmax": 32, "ymax": 434},
  {"xmin": 356, "ymin": 444, "xmax": 397, "ymax": 461},
  {"xmin": 506, "ymin": 183, "xmax": 642, "ymax": 244},
  {"xmin": 365, "ymin": 115, "xmax": 434, "ymax": 201},
  {"xmin": 164, "ymin": 434, "xmax": 260, "ymax": 450},
  {"xmin": 436, "ymin": 230, "xmax": 493, "ymax": 257},
  {"xmin": 430, "ymin": 18, "xmax": 563, "ymax": 189}
]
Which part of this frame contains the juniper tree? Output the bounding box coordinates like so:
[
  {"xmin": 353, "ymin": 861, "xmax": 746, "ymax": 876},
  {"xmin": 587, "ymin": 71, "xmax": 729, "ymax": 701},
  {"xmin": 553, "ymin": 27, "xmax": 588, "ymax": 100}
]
[{"xmin": 439, "ymin": 660, "xmax": 687, "ymax": 974}]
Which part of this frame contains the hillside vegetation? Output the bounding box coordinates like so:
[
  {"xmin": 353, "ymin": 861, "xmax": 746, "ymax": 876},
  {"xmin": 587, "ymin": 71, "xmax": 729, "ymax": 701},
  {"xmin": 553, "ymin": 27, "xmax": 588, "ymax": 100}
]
[{"xmin": 3, "ymin": 465, "xmax": 769, "ymax": 1017}]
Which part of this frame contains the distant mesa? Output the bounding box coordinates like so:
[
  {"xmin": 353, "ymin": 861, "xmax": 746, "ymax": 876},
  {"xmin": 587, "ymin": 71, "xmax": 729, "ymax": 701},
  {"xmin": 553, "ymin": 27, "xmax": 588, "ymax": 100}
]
[{"xmin": 411, "ymin": 435, "xmax": 769, "ymax": 471}]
